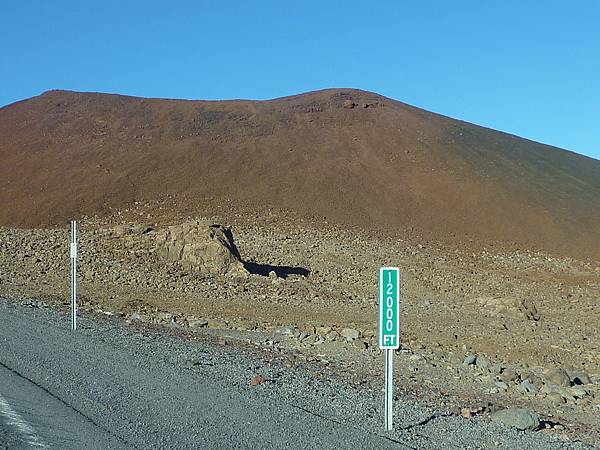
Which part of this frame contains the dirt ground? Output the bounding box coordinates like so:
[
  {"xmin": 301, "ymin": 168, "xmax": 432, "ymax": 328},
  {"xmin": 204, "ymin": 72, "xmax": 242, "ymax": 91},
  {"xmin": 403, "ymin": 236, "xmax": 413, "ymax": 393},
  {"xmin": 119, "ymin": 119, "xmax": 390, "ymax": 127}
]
[{"xmin": 1, "ymin": 205, "xmax": 599, "ymax": 444}]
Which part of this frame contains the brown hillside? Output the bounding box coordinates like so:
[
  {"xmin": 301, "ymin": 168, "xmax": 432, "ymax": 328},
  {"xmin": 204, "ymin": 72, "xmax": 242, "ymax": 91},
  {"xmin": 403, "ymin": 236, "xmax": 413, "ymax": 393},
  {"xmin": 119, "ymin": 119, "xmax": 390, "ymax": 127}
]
[{"xmin": 1, "ymin": 88, "xmax": 599, "ymax": 259}]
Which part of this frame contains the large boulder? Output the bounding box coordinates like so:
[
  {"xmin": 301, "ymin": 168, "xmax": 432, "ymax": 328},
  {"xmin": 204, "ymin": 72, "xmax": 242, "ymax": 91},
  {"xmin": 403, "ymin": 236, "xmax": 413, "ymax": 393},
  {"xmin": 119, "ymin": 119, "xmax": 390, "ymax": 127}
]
[{"xmin": 155, "ymin": 221, "xmax": 248, "ymax": 277}]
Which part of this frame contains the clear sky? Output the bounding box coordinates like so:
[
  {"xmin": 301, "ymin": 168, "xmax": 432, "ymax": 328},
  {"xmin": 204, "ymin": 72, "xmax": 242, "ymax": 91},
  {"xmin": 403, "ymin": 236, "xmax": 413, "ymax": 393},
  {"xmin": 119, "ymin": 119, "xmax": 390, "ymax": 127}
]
[{"xmin": 2, "ymin": 1, "xmax": 599, "ymax": 160}]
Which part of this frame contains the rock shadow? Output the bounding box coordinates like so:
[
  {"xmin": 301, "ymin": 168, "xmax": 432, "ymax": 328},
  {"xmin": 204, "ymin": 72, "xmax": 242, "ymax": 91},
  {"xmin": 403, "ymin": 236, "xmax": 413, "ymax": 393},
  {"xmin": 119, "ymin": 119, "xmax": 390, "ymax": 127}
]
[{"xmin": 243, "ymin": 262, "xmax": 310, "ymax": 279}]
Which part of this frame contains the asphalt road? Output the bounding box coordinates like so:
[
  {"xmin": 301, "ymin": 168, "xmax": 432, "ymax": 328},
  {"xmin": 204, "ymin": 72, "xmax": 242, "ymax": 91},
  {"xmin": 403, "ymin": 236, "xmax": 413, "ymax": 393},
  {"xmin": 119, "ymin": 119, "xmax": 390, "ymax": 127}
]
[{"xmin": 0, "ymin": 299, "xmax": 587, "ymax": 449}]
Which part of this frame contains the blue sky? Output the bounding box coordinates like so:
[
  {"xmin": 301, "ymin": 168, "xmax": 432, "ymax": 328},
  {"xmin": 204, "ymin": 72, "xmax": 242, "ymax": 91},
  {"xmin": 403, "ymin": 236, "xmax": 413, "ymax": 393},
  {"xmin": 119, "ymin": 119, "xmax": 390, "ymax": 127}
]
[{"xmin": 2, "ymin": 1, "xmax": 599, "ymax": 160}]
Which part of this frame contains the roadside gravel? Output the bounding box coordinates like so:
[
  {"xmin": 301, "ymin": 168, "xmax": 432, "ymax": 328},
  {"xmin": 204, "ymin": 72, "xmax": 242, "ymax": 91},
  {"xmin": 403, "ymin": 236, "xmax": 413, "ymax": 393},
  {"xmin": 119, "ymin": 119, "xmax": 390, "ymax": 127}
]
[{"xmin": 0, "ymin": 299, "xmax": 589, "ymax": 449}]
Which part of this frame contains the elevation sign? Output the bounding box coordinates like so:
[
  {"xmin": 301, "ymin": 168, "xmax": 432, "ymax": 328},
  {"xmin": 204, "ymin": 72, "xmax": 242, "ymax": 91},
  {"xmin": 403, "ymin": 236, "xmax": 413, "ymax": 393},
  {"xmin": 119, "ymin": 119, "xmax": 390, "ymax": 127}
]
[{"xmin": 379, "ymin": 267, "xmax": 400, "ymax": 349}]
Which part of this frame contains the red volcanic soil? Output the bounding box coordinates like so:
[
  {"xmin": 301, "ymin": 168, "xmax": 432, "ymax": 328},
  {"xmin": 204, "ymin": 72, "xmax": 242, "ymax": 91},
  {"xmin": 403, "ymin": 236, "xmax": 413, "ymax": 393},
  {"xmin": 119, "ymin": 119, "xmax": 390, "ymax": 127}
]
[{"xmin": 1, "ymin": 88, "xmax": 599, "ymax": 259}]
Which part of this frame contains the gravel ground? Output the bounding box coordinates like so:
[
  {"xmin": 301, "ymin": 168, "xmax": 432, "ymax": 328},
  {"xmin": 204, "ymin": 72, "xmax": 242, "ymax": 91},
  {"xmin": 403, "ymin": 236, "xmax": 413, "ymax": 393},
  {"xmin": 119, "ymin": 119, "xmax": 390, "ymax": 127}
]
[
  {"xmin": 1, "ymin": 221, "xmax": 598, "ymax": 440},
  {"xmin": 0, "ymin": 298, "xmax": 590, "ymax": 449}
]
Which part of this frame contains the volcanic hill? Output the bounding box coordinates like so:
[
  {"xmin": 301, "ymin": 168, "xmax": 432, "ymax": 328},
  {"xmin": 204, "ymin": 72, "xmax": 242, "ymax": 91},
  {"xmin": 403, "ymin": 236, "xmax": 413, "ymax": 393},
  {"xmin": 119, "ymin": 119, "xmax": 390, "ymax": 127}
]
[{"xmin": 1, "ymin": 89, "xmax": 599, "ymax": 258}]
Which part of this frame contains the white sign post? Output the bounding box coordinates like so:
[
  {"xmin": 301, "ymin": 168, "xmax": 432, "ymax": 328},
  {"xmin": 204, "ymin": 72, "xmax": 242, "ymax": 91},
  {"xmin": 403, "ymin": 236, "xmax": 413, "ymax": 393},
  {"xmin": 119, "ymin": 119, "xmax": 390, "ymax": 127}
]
[
  {"xmin": 379, "ymin": 267, "xmax": 400, "ymax": 431},
  {"xmin": 70, "ymin": 220, "xmax": 77, "ymax": 331}
]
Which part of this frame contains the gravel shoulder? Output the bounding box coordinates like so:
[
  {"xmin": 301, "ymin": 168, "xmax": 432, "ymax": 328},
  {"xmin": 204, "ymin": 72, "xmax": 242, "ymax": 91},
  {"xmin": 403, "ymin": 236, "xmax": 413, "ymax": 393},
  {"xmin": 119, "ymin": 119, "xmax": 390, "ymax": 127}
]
[{"xmin": 0, "ymin": 299, "xmax": 591, "ymax": 449}]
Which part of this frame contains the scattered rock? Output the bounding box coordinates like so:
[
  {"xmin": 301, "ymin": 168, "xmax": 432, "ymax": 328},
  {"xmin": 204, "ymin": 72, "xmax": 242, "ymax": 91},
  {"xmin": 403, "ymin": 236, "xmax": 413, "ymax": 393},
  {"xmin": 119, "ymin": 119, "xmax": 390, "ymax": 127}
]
[
  {"xmin": 298, "ymin": 331, "xmax": 309, "ymax": 342},
  {"xmin": 316, "ymin": 326, "xmax": 332, "ymax": 336},
  {"xmin": 477, "ymin": 297, "xmax": 541, "ymax": 321},
  {"xmin": 463, "ymin": 355, "xmax": 477, "ymax": 366},
  {"xmin": 498, "ymin": 368, "xmax": 519, "ymax": 383},
  {"xmin": 494, "ymin": 381, "xmax": 509, "ymax": 391},
  {"xmin": 188, "ymin": 319, "xmax": 208, "ymax": 329},
  {"xmin": 476, "ymin": 355, "xmax": 492, "ymax": 371},
  {"xmin": 540, "ymin": 384, "xmax": 562, "ymax": 395},
  {"xmin": 569, "ymin": 386, "xmax": 588, "ymax": 399},
  {"xmin": 157, "ymin": 312, "xmax": 173, "ymax": 322},
  {"xmin": 547, "ymin": 392, "xmax": 566, "ymax": 405},
  {"xmin": 279, "ymin": 325, "xmax": 299, "ymax": 337},
  {"xmin": 207, "ymin": 319, "xmax": 228, "ymax": 329},
  {"xmin": 528, "ymin": 373, "xmax": 544, "ymax": 389},
  {"xmin": 490, "ymin": 408, "xmax": 540, "ymax": 431},
  {"xmin": 326, "ymin": 331, "xmax": 339, "ymax": 342},
  {"xmin": 130, "ymin": 224, "xmax": 154, "ymax": 235},
  {"xmin": 409, "ymin": 354, "xmax": 423, "ymax": 363},
  {"xmin": 543, "ymin": 368, "xmax": 571, "ymax": 387},
  {"xmin": 340, "ymin": 328, "xmax": 360, "ymax": 342},
  {"xmin": 518, "ymin": 379, "xmax": 539, "ymax": 395},
  {"xmin": 342, "ymin": 100, "xmax": 356, "ymax": 109},
  {"xmin": 352, "ymin": 339, "xmax": 368, "ymax": 350},
  {"xmin": 249, "ymin": 375, "xmax": 266, "ymax": 386},
  {"xmin": 25, "ymin": 299, "xmax": 46, "ymax": 308},
  {"xmin": 569, "ymin": 371, "xmax": 591, "ymax": 385},
  {"xmin": 302, "ymin": 335, "xmax": 318, "ymax": 345}
]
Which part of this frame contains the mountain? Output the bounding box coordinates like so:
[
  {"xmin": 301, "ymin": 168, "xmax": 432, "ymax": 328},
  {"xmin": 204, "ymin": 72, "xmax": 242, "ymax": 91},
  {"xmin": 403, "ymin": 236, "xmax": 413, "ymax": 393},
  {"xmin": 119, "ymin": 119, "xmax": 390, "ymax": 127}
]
[{"xmin": 1, "ymin": 88, "xmax": 599, "ymax": 259}]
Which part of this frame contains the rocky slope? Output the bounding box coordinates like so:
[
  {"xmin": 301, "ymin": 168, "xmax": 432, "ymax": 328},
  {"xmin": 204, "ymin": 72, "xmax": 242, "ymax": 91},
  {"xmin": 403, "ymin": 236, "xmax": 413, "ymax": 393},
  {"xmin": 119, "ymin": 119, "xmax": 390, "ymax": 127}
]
[{"xmin": 1, "ymin": 89, "xmax": 600, "ymax": 259}]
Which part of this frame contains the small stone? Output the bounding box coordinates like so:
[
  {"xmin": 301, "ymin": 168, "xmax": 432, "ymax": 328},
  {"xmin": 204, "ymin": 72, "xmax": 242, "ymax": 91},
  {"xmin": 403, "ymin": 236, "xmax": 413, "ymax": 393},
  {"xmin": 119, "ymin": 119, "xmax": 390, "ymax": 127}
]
[
  {"xmin": 303, "ymin": 335, "xmax": 317, "ymax": 345},
  {"xmin": 352, "ymin": 339, "xmax": 368, "ymax": 350},
  {"xmin": 249, "ymin": 375, "xmax": 266, "ymax": 386},
  {"xmin": 268, "ymin": 270, "xmax": 278, "ymax": 279},
  {"xmin": 409, "ymin": 354, "xmax": 423, "ymax": 363},
  {"xmin": 476, "ymin": 356, "xmax": 492, "ymax": 371},
  {"xmin": 316, "ymin": 326, "xmax": 332, "ymax": 336},
  {"xmin": 569, "ymin": 371, "xmax": 591, "ymax": 385},
  {"xmin": 207, "ymin": 319, "xmax": 228, "ymax": 329},
  {"xmin": 129, "ymin": 312, "xmax": 142, "ymax": 321},
  {"xmin": 499, "ymin": 368, "xmax": 519, "ymax": 383},
  {"xmin": 279, "ymin": 325, "xmax": 299, "ymax": 337},
  {"xmin": 157, "ymin": 312, "xmax": 173, "ymax": 322},
  {"xmin": 540, "ymin": 384, "xmax": 561, "ymax": 395},
  {"xmin": 463, "ymin": 355, "xmax": 477, "ymax": 366},
  {"xmin": 495, "ymin": 381, "xmax": 509, "ymax": 391},
  {"xmin": 188, "ymin": 319, "xmax": 208, "ymax": 329},
  {"xmin": 326, "ymin": 331, "xmax": 339, "ymax": 342},
  {"xmin": 490, "ymin": 408, "xmax": 540, "ymax": 431},
  {"xmin": 547, "ymin": 392, "xmax": 566, "ymax": 405},
  {"xmin": 568, "ymin": 386, "xmax": 588, "ymax": 399},
  {"xmin": 528, "ymin": 373, "xmax": 544, "ymax": 389},
  {"xmin": 301, "ymin": 325, "xmax": 316, "ymax": 335},
  {"xmin": 518, "ymin": 379, "xmax": 539, "ymax": 395},
  {"xmin": 340, "ymin": 328, "xmax": 360, "ymax": 342},
  {"xmin": 298, "ymin": 332, "xmax": 309, "ymax": 342},
  {"xmin": 490, "ymin": 364, "xmax": 503, "ymax": 375},
  {"xmin": 460, "ymin": 407, "xmax": 472, "ymax": 418},
  {"xmin": 543, "ymin": 368, "xmax": 571, "ymax": 387}
]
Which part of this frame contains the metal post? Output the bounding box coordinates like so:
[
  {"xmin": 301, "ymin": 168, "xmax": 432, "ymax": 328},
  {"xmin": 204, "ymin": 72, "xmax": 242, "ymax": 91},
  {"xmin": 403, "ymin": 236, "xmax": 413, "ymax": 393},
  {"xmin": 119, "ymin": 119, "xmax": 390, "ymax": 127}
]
[
  {"xmin": 384, "ymin": 348, "xmax": 393, "ymax": 431},
  {"xmin": 70, "ymin": 220, "xmax": 77, "ymax": 331}
]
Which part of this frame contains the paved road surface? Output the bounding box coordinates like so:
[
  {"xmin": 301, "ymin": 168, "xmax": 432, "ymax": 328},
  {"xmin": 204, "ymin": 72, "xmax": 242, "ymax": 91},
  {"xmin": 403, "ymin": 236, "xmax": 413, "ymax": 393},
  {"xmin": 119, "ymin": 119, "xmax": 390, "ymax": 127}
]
[{"xmin": 0, "ymin": 299, "xmax": 586, "ymax": 449}]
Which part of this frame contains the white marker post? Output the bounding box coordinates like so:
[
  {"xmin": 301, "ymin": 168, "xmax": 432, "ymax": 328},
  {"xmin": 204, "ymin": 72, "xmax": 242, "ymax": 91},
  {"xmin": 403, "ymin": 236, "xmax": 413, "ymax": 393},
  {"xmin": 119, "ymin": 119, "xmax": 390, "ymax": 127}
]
[
  {"xmin": 70, "ymin": 220, "xmax": 77, "ymax": 331},
  {"xmin": 379, "ymin": 267, "xmax": 400, "ymax": 431}
]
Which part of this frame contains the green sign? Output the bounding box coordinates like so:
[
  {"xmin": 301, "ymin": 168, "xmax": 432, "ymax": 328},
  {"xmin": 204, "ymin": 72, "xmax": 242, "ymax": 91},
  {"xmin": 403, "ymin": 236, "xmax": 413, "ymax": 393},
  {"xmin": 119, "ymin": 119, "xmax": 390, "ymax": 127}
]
[{"xmin": 379, "ymin": 267, "xmax": 400, "ymax": 349}]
